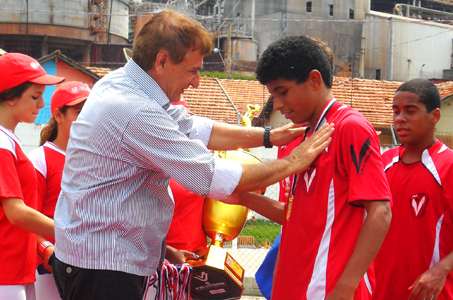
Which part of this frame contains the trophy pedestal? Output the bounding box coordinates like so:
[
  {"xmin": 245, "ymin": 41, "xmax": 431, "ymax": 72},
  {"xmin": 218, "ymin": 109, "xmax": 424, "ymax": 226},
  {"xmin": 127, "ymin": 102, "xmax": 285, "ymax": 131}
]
[{"xmin": 188, "ymin": 245, "xmax": 244, "ymax": 300}]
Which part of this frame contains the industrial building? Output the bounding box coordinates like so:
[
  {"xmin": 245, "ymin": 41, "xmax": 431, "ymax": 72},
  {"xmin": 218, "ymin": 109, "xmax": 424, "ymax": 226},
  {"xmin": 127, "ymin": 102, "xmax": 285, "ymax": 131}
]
[
  {"xmin": 2, "ymin": 0, "xmax": 453, "ymax": 80},
  {"xmin": 0, "ymin": 0, "xmax": 131, "ymax": 68}
]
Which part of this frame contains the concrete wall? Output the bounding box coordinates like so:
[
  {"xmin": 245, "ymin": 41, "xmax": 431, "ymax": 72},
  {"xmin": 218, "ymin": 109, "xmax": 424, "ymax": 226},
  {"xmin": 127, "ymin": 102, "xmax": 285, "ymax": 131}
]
[
  {"xmin": 254, "ymin": 12, "xmax": 363, "ymax": 77},
  {"xmin": 0, "ymin": 0, "xmax": 129, "ymax": 39},
  {"xmin": 15, "ymin": 123, "xmax": 44, "ymax": 155},
  {"xmin": 365, "ymin": 12, "xmax": 453, "ymax": 81},
  {"xmin": 1, "ymin": 0, "xmax": 89, "ymax": 27},
  {"xmin": 438, "ymin": 98, "xmax": 453, "ymax": 136}
]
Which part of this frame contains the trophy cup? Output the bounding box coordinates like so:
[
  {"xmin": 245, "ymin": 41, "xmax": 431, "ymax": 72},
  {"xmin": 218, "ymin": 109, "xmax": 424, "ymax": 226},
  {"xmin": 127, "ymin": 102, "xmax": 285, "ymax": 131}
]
[
  {"xmin": 188, "ymin": 150, "xmax": 263, "ymax": 300},
  {"xmin": 188, "ymin": 105, "xmax": 263, "ymax": 300}
]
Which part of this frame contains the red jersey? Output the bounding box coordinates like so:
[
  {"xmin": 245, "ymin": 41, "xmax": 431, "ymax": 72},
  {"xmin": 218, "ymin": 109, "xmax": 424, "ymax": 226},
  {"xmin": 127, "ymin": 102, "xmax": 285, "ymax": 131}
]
[
  {"xmin": 374, "ymin": 141, "xmax": 453, "ymax": 300},
  {"xmin": 0, "ymin": 125, "xmax": 38, "ymax": 284},
  {"xmin": 28, "ymin": 141, "xmax": 66, "ymax": 244},
  {"xmin": 166, "ymin": 179, "xmax": 207, "ymax": 252},
  {"xmin": 272, "ymin": 100, "xmax": 391, "ymax": 300}
]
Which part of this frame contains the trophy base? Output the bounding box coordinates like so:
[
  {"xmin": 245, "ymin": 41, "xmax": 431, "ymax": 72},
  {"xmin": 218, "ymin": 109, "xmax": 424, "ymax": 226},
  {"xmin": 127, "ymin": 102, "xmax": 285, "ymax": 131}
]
[{"xmin": 188, "ymin": 245, "xmax": 244, "ymax": 300}]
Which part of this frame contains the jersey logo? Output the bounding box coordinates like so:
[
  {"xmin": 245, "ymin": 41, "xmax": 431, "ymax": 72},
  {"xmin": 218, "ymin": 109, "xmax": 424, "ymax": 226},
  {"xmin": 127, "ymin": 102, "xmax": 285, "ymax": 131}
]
[
  {"xmin": 301, "ymin": 167, "xmax": 317, "ymax": 196},
  {"xmin": 410, "ymin": 194, "xmax": 429, "ymax": 219},
  {"xmin": 350, "ymin": 137, "xmax": 371, "ymax": 175}
]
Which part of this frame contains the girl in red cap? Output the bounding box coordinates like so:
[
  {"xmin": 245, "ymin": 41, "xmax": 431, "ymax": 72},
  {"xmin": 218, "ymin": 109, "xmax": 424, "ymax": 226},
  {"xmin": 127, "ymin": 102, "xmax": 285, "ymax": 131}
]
[
  {"xmin": 0, "ymin": 53, "xmax": 64, "ymax": 300},
  {"xmin": 28, "ymin": 81, "xmax": 89, "ymax": 300}
]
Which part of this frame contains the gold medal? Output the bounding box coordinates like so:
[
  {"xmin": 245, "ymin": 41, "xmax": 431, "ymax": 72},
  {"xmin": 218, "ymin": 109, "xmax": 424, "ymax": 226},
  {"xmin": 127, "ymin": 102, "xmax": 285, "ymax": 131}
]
[{"xmin": 286, "ymin": 196, "xmax": 294, "ymax": 220}]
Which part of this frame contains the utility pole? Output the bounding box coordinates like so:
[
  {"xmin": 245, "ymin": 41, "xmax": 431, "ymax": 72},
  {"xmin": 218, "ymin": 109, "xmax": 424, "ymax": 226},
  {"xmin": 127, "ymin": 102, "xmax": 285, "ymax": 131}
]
[{"xmin": 226, "ymin": 23, "xmax": 232, "ymax": 79}]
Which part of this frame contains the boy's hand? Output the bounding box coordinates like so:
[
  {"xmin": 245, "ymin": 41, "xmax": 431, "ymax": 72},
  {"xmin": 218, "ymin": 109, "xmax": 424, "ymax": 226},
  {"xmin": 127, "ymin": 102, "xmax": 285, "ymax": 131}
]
[
  {"xmin": 43, "ymin": 245, "xmax": 54, "ymax": 273},
  {"xmin": 408, "ymin": 265, "xmax": 447, "ymax": 300}
]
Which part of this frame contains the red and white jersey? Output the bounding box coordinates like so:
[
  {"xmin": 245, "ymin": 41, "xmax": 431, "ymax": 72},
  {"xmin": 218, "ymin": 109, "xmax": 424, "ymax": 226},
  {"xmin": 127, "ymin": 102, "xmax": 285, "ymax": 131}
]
[
  {"xmin": 374, "ymin": 140, "xmax": 453, "ymax": 300},
  {"xmin": 28, "ymin": 141, "xmax": 65, "ymax": 244},
  {"xmin": 166, "ymin": 179, "xmax": 207, "ymax": 252},
  {"xmin": 0, "ymin": 125, "xmax": 38, "ymax": 285},
  {"xmin": 272, "ymin": 100, "xmax": 391, "ymax": 300}
]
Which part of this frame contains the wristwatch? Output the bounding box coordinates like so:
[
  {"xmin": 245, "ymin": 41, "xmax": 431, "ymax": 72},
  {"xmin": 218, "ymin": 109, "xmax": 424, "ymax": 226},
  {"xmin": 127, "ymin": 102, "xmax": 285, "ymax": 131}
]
[{"xmin": 263, "ymin": 126, "xmax": 274, "ymax": 148}]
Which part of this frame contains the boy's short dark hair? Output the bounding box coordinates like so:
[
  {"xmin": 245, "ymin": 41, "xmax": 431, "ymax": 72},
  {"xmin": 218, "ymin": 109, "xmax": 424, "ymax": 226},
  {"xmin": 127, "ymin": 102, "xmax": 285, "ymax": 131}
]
[
  {"xmin": 396, "ymin": 79, "xmax": 441, "ymax": 112},
  {"xmin": 255, "ymin": 35, "xmax": 333, "ymax": 88}
]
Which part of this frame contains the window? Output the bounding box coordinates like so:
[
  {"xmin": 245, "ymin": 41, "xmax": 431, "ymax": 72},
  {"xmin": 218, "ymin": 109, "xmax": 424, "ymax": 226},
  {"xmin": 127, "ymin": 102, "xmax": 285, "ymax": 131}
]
[
  {"xmin": 329, "ymin": 5, "xmax": 334, "ymax": 16},
  {"xmin": 306, "ymin": 1, "xmax": 312, "ymax": 13},
  {"xmin": 349, "ymin": 9, "xmax": 354, "ymax": 19},
  {"xmin": 376, "ymin": 69, "xmax": 381, "ymax": 80}
]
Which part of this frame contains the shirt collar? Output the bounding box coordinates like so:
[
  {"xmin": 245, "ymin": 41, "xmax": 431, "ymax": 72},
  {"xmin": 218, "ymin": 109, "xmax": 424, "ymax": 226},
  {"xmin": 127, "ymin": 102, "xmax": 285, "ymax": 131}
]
[
  {"xmin": 305, "ymin": 97, "xmax": 337, "ymax": 136},
  {"xmin": 0, "ymin": 124, "xmax": 21, "ymax": 147},
  {"xmin": 123, "ymin": 58, "xmax": 171, "ymax": 109}
]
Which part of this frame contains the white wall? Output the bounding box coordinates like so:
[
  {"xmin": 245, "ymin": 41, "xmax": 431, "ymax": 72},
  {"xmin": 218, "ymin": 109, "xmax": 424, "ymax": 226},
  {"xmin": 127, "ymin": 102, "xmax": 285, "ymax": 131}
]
[
  {"xmin": 15, "ymin": 123, "xmax": 44, "ymax": 155},
  {"xmin": 365, "ymin": 11, "xmax": 453, "ymax": 81},
  {"xmin": 438, "ymin": 98, "xmax": 453, "ymax": 136}
]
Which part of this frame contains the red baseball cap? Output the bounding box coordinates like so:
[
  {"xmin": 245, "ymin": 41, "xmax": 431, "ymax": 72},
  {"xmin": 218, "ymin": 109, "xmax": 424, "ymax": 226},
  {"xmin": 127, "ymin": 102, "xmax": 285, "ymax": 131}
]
[
  {"xmin": 0, "ymin": 53, "xmax": 65, "ymax": 93},
  {"xmin": 51, "ymin": 81, "xmax": 91, "ymax": 113}
]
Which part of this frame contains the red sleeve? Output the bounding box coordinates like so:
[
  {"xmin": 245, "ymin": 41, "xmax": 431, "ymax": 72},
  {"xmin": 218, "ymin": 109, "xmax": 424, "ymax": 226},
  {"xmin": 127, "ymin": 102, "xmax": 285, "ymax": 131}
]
[
  {"xmin": 0, "ymin": 149, "xmax": 24, "ymax": 200},
  {"xmin": 35, "ymin": 171, "xmax": 47, "ymax": 212},
  {"xmin": 337, "ymin": 115, "xmax": 391, "ymax": 205}
]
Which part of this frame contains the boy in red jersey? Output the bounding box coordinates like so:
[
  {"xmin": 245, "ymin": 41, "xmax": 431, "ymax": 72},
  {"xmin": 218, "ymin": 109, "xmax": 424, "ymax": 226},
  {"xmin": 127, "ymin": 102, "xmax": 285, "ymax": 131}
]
[
  {"xmin": 235, "ymin": 35, "xmax": 392, "ymax": 299},
  {"xmin": 374, "ymin": 79, "xmax": 453, "ymax": 300}
]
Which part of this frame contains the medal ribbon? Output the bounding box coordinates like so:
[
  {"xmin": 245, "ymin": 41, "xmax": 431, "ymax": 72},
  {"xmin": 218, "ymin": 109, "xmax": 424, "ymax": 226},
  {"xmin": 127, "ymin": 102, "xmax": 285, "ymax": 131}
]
[{"xmin": 150, "ymin": 261, "xmax": 192, "ymax": 300}]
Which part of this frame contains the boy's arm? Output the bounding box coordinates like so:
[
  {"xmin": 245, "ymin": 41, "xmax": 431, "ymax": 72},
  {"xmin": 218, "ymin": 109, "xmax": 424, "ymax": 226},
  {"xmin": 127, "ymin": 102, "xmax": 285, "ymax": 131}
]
[
  {"xmin": 407, "ymin": 251, "xmax": 453, "ymax": 300},
  {"xmin": 237, "ymin": 192, "xmax": 285, "ymax": 225},
  {"xmin": 326, "ymin": 200, "xmax": 392, "ymax": 300}
]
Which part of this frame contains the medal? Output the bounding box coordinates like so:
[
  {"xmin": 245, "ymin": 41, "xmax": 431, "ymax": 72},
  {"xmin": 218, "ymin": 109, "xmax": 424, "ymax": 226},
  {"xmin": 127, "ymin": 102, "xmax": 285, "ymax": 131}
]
[
  {"xmin": 286, "ymin": 174, "xmax": 299, "ymax": 221},
  {"xmin": 286, "ymin": 196, "xmax": 294, "ymax": 220}
]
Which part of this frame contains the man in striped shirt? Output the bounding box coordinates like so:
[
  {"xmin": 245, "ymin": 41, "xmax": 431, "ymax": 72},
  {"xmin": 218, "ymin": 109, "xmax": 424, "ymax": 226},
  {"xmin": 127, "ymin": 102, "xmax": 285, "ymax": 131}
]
[{"xmin": 50, "ymin": 11, "xmax": 334, "ymax": 300}]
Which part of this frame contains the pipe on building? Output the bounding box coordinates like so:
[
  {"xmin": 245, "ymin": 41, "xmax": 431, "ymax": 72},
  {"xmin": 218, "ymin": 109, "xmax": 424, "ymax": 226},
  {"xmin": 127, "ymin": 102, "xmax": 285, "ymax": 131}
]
[
  {"xmin": 388, "ymin": 18, "xmax": 394, "ymax": 80},
  {"xmin": 251, "ymin": 0, "xmax": 255, "ymax": 40}
]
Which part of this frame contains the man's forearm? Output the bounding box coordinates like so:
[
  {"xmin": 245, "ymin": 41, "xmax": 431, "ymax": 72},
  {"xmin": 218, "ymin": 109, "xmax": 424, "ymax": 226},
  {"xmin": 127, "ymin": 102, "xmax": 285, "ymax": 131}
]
[
  {"xmin": 234, "ymin": 157, "xmax": 296, "ymax": 195},
  {"xmin": 207, "ymin": 123, "xmax": 266, "ymax": 150},
  {"xmin": 232, "ymin": 124, "xmax": 333, "ymax": 195},
  {"xmin": 207, "ymin": 122, "xmax": 306, "ymax": 150},
  {"xmin": 238, "ymin": 192, "xmax": 285, "ymax": 224}
]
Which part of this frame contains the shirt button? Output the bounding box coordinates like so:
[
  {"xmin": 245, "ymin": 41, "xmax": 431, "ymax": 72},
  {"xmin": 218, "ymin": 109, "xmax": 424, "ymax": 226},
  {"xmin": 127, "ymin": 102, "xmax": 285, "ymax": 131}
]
[{"xmin": 66, "ymin": 267, "xmax": 72, "ymax": 274}]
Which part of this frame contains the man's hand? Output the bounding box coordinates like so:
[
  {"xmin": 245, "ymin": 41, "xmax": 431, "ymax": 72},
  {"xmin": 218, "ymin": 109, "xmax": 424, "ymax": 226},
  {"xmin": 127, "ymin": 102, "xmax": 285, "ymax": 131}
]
[
  {"xmin": 408, "ymin": 266, "xmax": 448, "ymax": 300},
  {"xmin": 43, "ymin": 245, "xmax": 54, "ymax": 273},
  {"xmin": 285, "ymin": 123, "xmax": 334, "ymax": 174},
  {"xmin": 269, "ymin": 122, "xmax": 307, "ymax": 147}
]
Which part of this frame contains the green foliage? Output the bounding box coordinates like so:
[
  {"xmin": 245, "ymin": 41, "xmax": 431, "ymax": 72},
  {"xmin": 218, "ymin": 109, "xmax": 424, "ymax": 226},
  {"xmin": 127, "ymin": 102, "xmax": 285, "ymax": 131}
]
[
  {"xmin": 239, "ymin": 219, "xmax": 281, "ymax": 246},
  {"xmin": 200, "ymin": 71, "xmax": 257, "ymax": 81}
]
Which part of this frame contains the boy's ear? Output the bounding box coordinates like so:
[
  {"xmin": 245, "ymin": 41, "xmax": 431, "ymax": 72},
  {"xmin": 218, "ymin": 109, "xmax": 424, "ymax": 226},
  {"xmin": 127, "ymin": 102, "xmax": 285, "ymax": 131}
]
[
  {"xmin": 307, "ymin": 70, "xmax": 323, "ymax": 90},
  {"xmin": 431, "ymin": 108, "xmax": 441, "ymax": 125}
]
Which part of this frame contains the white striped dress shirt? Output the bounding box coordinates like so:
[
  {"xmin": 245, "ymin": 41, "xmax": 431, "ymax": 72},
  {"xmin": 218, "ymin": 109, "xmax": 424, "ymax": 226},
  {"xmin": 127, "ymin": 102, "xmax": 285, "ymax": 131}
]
[{"xmin": 53, "ymin": 59, "xmax": 242, "ymax": 276}]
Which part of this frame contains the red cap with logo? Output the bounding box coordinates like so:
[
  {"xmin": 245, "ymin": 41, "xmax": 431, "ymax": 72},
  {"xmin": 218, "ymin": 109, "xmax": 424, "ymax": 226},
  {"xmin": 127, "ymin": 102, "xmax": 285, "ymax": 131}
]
[
  {"xmin": 51, "ymin": 81, "xmax": 91, "ymax": 113},
  {"xmin": 0, "ymin": 53, "xmax": 65, "ymax": 93}
]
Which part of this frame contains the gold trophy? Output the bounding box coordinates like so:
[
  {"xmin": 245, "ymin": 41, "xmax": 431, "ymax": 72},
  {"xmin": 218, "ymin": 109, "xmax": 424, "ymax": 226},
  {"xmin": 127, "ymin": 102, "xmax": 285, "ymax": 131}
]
[{"xmin": 188, "ymin": 105, "xmax": 262, "ymax": 300}]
